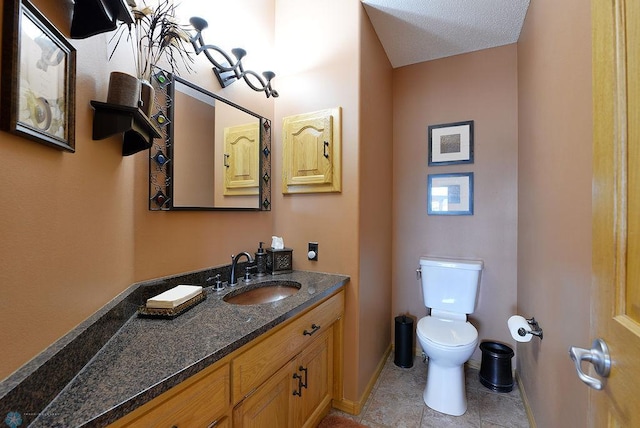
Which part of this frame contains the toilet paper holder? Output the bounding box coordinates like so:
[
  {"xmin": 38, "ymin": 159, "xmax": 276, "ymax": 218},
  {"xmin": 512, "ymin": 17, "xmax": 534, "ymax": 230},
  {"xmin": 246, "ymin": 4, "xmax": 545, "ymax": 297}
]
[{"xmin": 519, "ymin": 317, "xmax": 544, "ymax": 340}]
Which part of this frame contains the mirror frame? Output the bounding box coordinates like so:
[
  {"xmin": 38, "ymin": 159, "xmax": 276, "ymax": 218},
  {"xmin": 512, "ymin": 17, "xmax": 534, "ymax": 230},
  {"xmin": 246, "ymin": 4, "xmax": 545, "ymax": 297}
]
[{"xmin": 148, "ymin": 71, "xmax": 271, "ymax": 211}]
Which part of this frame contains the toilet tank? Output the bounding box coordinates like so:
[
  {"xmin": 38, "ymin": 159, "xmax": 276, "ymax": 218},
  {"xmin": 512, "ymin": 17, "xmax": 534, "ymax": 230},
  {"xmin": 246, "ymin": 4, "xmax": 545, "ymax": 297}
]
[{"xmin": 419, "ymin": 257, "xmax": 483, "ymax": 314}]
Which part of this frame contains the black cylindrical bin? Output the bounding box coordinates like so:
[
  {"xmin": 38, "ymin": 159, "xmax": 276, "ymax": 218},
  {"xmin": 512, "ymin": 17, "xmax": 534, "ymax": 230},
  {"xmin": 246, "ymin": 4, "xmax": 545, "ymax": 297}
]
[
  {"xmin": 394, "ymin": 315, "xmax": 414, "ymax": 368},
  {"xmin": 479, "ymin": 341, "xmax": 514, "ymax": 392}
]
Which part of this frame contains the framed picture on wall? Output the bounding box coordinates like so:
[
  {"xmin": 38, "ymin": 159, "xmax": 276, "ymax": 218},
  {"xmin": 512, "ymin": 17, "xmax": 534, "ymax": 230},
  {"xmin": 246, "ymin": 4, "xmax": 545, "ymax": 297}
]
[
  {"xmin": 427, "ymin": 172, "xmax": 474, "ymax": 215},
  {"xmin": 428, "ymin": 120, "xmax": 473, "ymax": 166},
  {"xmin": 0, "ymin": 0, "xmax": 76, "ymax": 152}
]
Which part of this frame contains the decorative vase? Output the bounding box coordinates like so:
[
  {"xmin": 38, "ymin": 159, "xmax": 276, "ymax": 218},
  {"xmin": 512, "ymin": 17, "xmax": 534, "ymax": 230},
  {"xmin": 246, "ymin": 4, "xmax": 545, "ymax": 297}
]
[
  {"xmin": 106, "ymin": 71, "xmax": 140, "ymax": 108},
  {"xmin": 139, "ymin": 79, "xmax": 155, "ymax": 117}
]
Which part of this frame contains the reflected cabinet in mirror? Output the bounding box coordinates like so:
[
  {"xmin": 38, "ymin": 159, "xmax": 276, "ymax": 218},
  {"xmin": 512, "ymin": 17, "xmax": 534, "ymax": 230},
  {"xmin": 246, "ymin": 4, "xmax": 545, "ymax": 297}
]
[{"xmin": 149, "ymin": 71, "xmax": 271, "ymax": 211}]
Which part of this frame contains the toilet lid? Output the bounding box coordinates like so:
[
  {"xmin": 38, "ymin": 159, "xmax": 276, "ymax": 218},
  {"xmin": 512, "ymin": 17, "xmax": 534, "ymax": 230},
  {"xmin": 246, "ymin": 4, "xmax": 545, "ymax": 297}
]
[{"xmin": 417, "ymin": 316, "xmax": 478, "ymax": 346}]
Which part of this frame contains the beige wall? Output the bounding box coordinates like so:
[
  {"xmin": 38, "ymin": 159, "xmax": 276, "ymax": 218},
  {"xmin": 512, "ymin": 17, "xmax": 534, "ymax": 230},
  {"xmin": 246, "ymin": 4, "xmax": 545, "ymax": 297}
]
[
  {"xmin": 1, "ymin": 2, "xmax": 596, "ymax": 425},
  {"xmin": 517, "ymin": 0, "xmax": 593, "ymax": 426},
  {"xmin": 392, "ymin": 45, "xmax": 519, "ymax": 362},
  {"xmin": 358, "ymin": 7, "xmax": 394, "ymax": 397},
  {"xmin": 0, "ymin": 0, "xmax": 392, "ymax": 407},
  {"xmin": 0, "ymin": 0, "xmax": 137, "ymax": 379},
  {"xmin": 0, "ymin": 0, "xmax": 275, "ymax": 380},
  {"xmin": 133, "ymin": 1, "xmax": 275, "ymax": 282},
  {"xmin": 173, "ymin": 92, "xmax": 215, "ymax": 207},
  {"xmin": 273, "ymin": 0, "xmax": 364, "ymax": 402}
]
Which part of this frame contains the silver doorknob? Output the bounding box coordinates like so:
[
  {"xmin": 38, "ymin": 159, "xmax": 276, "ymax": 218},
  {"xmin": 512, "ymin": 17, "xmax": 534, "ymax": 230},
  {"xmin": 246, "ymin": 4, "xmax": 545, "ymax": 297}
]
[{"xmin": 568, "ymin": 338, "xmax": 611, "ymax": 390}]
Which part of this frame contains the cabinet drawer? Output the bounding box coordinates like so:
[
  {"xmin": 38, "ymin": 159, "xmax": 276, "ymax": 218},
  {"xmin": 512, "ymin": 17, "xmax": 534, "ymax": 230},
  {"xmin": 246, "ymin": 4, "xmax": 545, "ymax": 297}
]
[
  {"xmin": 111, "ymin": 363, "xmax": 230, "ymax": 427},
  {"xmin": 210, "ymin": 416, "xmax": 230, "ymax": 428},
  {"xmin": 232, "ymin": 290, "xmax": 344, "ymax": 403}
]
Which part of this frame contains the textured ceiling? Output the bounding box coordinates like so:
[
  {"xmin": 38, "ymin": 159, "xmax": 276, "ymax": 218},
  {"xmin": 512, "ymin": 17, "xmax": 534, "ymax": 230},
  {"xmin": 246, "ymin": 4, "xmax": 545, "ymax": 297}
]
[{"xmin": 361, "ymin": 0, "xmax": 530, "ymax": 68}]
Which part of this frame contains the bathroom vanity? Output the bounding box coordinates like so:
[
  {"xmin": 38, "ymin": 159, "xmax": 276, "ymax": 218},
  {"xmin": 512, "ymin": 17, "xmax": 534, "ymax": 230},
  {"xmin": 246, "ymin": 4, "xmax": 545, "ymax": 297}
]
[
  {"xmin": 111, "ymin": 289, "xmax": 343, "ymax": 427},
  {"xmin": 5, "ymin": 271, "xmax": 348, "ymax": 427}
]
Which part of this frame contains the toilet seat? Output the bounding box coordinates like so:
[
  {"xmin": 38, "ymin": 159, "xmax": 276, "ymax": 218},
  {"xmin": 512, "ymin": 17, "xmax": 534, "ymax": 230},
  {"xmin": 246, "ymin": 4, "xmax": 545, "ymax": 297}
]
[{"xmin": 417, "ymin": 316, "xmax": 477, "ymax": 347}]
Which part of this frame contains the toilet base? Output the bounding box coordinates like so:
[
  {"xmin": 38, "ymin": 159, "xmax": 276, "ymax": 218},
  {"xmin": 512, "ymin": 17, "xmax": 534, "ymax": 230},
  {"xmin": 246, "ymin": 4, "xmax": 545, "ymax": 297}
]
[{"xmin": 423, "ymin": 362, "xmax": 467, "ymax": 416}]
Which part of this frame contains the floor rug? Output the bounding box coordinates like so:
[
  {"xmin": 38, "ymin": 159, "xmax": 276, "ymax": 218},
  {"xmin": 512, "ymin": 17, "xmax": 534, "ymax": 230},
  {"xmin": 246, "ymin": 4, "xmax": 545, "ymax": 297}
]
[{"xmin": 317, "ymin": 414, "xmax": 368, "ymax": 428}]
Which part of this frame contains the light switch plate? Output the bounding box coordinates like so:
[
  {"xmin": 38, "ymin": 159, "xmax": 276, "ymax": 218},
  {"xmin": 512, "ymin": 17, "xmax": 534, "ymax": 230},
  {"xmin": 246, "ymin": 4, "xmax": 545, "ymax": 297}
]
[{"xmin": 308, "ymin": 242, "xmax": 318, "ymax": 261}]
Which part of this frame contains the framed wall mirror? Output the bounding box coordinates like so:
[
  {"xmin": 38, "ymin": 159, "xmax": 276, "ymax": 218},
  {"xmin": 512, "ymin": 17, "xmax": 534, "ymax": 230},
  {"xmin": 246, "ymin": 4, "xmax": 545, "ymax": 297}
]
[{"xmin": 149, "ymin": 71, "xmax": 271, "ymax": 211}]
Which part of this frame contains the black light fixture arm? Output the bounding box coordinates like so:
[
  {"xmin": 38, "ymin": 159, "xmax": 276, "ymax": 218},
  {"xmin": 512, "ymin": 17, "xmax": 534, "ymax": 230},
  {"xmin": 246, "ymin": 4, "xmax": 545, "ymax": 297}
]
[{"xmin": 188, "ymin": 17, "xmax": 278, "ymax": 98}]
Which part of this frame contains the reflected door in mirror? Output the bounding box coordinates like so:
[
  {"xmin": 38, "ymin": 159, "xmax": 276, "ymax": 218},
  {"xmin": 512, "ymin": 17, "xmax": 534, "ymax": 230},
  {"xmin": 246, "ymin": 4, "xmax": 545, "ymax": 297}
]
[{"xmin": 223, "ymin": 122, "xmax": 259, "ymax": 196}]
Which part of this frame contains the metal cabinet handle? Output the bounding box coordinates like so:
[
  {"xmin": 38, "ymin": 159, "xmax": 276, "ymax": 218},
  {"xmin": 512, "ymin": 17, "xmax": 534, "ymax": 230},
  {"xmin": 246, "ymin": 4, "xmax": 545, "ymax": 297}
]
[
  {"xmin": 292, "ymin": 373, "xmax": 303, "ymax": 396},
  {"xmin": 303, "ymin": 323, "xmax": 320, "ymax": 336},
  {"xmin": 568, "ymin": 338, "xmax": 611, "ymax": 390},
  {"xmin": 323, "ymin": 141, "xmax": 329, "ymax": 158},
  {"xmin": 224, "ymin": 153, "xmax": 230, "ymax": 168},
  {"xmin": 208, "ymin": 419, "xmax": 226, "ymax": 428},
  {"xmin": 298, "ymin": 365, "xmax": 308, "ymax": 389}
]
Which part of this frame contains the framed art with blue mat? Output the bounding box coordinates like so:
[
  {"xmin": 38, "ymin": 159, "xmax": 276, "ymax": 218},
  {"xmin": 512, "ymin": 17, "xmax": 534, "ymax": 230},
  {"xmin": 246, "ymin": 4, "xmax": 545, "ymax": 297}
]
[{"xmin": 427, "ymin": 172, "xmax": 474, "ymax": 215}]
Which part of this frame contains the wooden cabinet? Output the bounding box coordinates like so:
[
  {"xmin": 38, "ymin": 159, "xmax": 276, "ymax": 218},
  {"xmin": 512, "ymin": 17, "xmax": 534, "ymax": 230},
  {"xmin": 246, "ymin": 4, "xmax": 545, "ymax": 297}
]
[
  {"xmin": 282, "ymin": 108, "xmax": 342, "ymax": 194},
  {"xmin": 293, "ymin": 328, "xmax": 333, "ymax": 427},
  {"xmin": 109, "ymin": 290, "xmax": 343, "ymax": 428},
  {"xmin": 109, "ymin": 362, "xmax": 230, "ymax": 428},
  {"xmin": 232, "ymin": 360, "xmax": 297, "ymax": 428},
  {"xmin": 231, "ymin": 292, "xmax": 343, "ymax": 403},
  {"xmin": 233, "ymin": 328, "xmax": 333, "ymax": 428},
  {"xmin": 232, "ymin": 291, "xmax": 343, "ymax": 428}
]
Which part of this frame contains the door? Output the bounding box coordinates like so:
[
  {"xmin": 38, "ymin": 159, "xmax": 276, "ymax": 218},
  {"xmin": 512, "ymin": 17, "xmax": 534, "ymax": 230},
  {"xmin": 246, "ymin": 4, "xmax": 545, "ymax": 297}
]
[
  {"xmin": 589, "ymin": 0, "xmax": 640, "ymax": 426},
  {"xmin": 282, "ymin": 107, "xmax": 342, "ymax": 194},
  {"xmin": 233, "ymin": 360, "xmax": 296, "ymax": 428},
  {"xmin": 283, "ymin": 110, "xmax": 333, "ymax": 186},
  {"xmin": 224, "ymin": 122, "xmax": 259, "ymax": 196},
  {"xmin": 296, "ymin": 328, "xmax": 333, "ymax": 428}
]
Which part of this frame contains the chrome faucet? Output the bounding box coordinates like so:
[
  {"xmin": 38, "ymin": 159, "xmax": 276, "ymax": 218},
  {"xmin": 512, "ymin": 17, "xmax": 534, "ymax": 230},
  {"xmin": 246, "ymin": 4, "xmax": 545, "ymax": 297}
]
[{"xmin": 229, "ymin": 252, "xmax": 254, "ymax": 286}]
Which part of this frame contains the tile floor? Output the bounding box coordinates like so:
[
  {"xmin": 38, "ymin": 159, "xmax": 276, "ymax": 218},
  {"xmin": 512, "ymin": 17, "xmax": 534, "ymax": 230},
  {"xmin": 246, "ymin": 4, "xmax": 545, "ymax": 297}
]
[{"xmin": 329, "ymin": 354, "xmax": 530, "ymax": 428}]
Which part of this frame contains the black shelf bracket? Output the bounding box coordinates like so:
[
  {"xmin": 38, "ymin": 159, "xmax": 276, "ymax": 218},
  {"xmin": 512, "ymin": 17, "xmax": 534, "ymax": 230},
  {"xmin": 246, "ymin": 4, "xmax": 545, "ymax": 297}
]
[{"xmin": 90, "ymin": 100, "xmax": 161, "ymax": 156}]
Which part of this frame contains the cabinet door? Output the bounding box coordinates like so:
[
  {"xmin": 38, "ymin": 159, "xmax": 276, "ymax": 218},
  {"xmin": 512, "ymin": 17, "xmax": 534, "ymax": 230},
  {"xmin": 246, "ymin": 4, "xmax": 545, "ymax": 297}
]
[
  {"xmin": 282, "ymin": 108, "xmax": 341, "ymax": 194},
  {"xmin": 295, "ymin": 328, "xmax": 333, "ymax": 428},
  {"xmin": 233, "ymin": 360, "xmax": 296, "ymax": 428},
  {"xmin": 223, "ymin": 122, "xmax": 259, "ymax": 196},
  {"xmin": 211, "ymin": 416, "xmax": 230, "ymax": 428}
]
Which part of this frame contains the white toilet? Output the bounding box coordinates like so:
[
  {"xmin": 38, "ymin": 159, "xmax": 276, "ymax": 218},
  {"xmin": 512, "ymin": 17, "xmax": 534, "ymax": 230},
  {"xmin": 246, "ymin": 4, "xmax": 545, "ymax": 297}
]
[{"xmin": 416, "ymin": 256, "xmax": 483, "ymax": 416}]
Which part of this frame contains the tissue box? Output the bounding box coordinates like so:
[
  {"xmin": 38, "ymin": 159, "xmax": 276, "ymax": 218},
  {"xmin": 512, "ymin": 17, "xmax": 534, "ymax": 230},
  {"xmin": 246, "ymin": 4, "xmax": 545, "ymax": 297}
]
[{"xmin": 266, "ymin": 247, "xmax": 293, "ymax": 274}]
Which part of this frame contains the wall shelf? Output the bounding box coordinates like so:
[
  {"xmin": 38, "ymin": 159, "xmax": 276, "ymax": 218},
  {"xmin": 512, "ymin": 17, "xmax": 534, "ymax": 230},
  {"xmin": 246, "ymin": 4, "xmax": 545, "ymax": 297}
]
[{"xmin": 90, "ymin": 101, "xmax": 161, "ymax": 156}]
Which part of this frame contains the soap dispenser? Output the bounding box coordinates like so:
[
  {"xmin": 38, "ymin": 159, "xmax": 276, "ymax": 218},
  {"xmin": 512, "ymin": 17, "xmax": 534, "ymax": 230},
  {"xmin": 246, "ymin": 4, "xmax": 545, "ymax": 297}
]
[{"xmin": 255, "ymin": 242, "xmax": 267, "ymax": 277}]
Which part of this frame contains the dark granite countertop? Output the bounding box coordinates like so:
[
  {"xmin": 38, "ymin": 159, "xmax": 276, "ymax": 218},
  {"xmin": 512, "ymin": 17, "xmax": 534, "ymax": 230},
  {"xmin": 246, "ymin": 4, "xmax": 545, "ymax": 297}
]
[{"xmin": 22, "ymin": 271, "xmax": 347, "ymax": 427}]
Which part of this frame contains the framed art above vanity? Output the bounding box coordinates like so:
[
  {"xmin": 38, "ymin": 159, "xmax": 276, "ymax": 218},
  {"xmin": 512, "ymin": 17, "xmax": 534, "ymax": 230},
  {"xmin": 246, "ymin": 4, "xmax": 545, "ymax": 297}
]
[{"xmin": 0, "ymin": 0, "xmax": 76, "ymax": 152}]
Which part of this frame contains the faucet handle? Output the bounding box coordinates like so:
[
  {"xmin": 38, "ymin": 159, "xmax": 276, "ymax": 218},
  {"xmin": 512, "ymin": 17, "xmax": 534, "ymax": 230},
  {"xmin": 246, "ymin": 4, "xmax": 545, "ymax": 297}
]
[
  {"xmin": 213, "ymin": 273, "xmax": 224, "ymax": 291},
  {"xmin": 244, "ymin": 266, "xmax": 256, "ymax": 282}
]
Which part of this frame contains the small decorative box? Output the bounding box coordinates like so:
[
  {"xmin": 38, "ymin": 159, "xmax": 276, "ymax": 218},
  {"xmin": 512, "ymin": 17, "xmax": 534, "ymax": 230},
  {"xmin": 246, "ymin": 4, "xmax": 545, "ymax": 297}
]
[{"xmin": 266, "ymin": 247, "xmax": 293, "ymax": 274}]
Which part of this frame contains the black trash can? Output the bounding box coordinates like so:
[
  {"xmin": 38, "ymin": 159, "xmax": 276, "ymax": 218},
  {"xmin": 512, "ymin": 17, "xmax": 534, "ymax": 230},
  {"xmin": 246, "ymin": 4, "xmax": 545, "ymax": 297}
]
[
  {"xmin": 479, "ymin": 341, "xmax": 514, "ymax": 392},
  {"xmin": 394, "ymin": 315, "xmax": 414, "ymax": 368}
]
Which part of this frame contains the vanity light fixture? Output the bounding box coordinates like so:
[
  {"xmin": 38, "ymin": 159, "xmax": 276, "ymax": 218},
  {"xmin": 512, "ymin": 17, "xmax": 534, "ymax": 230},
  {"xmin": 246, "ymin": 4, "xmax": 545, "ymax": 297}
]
[{"xmin": 188, "ymin": 17, "xmax": 279, "ymax": 98}]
